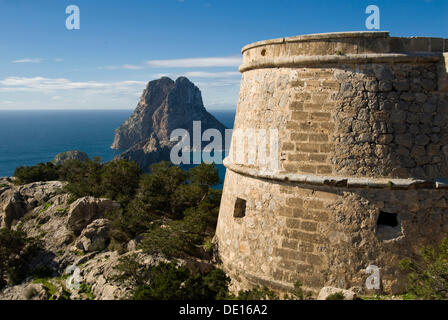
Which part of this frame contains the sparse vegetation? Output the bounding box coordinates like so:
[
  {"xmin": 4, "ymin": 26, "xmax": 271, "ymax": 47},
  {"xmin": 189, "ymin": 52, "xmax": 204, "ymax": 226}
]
[
  {"xmin": 56, "ymin": 207, "xmax": 68, "ymax": 214},
  {"xmin": 32, "ymin": 277, "xmax": 71, "ymax": 300},
  {"xmin": 399, "ymin": 238, "xmax": 448, "ymax": 300},
  {"xmin": 0, "ymin": 228, "xmax": 41, "ymax": 288},
  {"xmin": 113, "ymin": 256, "xmax": 231, "ymax": 300},
  {"xmin": 14, "ymin": 158, "xmax": 141, "ymax": 208},
  {"xmin": 39, "ymin": 202, "xmax": 52, "ymax": 214},
  {"xmin": 326, "ymin": 291, "xmax": 345, "ymax": 300},
  {"xmin": 14, "ymin": 162, "xmax": 60, "ymax": 184},
  {"xmin": 283, "ymin": 281, "xmax": 313, "ymax": 300},
  {"xmin": 60, "ymin": 158, "xmax": 141, "ymax": 207},
  {"xmin": 236, "ymin": 286, "xmax": 279, "ymax": 300},
  {"xmin": 79, "ymin": 282, "xmax": 96, "ymax": 300},
  {"xmin": 7, "ymin": 159, "xmax": 230, "ymax": 300},
  {"xmin": 69, "ymin": 160, "xmax": 222, "ymax": 258}
]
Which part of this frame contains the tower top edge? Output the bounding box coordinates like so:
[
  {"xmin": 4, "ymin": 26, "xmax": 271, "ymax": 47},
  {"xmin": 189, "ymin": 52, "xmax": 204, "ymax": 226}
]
[{"xmin": 241, "ymin": 31, "xmax": 448, "ymax": 56}]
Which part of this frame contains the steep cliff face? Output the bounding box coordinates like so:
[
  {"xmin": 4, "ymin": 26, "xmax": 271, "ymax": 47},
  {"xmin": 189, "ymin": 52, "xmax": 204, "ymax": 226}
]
[{"xmin": 112, "ymin": 77, "xmax": 226, "ymax": 171}]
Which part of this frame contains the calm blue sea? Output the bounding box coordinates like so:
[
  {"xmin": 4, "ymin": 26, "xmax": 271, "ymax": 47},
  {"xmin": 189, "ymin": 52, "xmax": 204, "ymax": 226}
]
[{"xmin": 0, "ymin": 109, "xmax": 236, "ymax": 180}]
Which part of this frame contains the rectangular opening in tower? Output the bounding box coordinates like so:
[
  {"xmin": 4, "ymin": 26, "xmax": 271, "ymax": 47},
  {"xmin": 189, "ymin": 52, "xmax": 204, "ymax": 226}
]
[
  {"xmin": 234, "ymin": 198, "xmax": 247, "ymax": 218},
  {"xmin": 377, "ymin": 211, "xmax": 398, "ymax": 227},
  {"xmin": 376, "ymin": 211, "xmax": 402, "ymax": 241}
]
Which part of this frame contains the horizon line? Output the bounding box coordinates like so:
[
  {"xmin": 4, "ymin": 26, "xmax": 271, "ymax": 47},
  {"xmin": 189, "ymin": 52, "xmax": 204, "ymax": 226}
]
[{"xmin": 0, "ymin": 107, "xmax": 237, "ymax": 111}]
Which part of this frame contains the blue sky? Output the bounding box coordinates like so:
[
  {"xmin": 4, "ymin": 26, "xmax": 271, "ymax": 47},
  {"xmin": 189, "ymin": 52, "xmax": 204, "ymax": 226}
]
[{"xmin": 0, "ymin": 0, "xmax": 446, "ymax": 110}]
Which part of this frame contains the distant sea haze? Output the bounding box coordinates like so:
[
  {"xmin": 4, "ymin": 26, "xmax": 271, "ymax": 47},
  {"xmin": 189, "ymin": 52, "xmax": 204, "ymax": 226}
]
[{"xmin": 0, "ymin": 109, "xmax": 236, "ymax": 178}]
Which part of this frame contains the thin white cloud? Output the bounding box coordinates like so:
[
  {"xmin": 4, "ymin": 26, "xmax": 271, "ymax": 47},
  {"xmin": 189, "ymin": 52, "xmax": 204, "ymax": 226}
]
[
  {"xmin": 0, "ymin": 77, "xmax": 146, "ymax": 93},
  {"xmin": 12, "ymin": 58, "xmax": 43, "ymax": 63},
  {"xmin": 0, "ymin": 75, "xmax": 240, "ymax": 110},
  {"xmin": 98, "ymin": 64, "xmax": 144, "ymax": 70},
  {"xmin": 12, "ymin": 58, "xmax": 64, "ymax": 63},
  {"xmin": 145, "ymin": 56, "xmax": 242, "ymax": 68}
]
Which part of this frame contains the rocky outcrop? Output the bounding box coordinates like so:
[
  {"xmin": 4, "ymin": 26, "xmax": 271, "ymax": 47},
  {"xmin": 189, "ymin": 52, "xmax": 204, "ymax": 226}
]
[
  {"xmin": 68, "ymin": 197, "xmax": 120, "ymax": 234},
  {"xmin": 0, "ymin": 283, "xmax": 49, "ymax": 300},
  {"xmin": 111, "ymin": 77, "xmax": 227, "ymax": 171},
  {"xmin": 53, "ymin": 150, "xmax": 89, "ymax": 165},
  {"xmin": 0, "ymin": 180, "xmax": 162, "ymax": 300},
  {"xmin": 18, "ymin": 181, "xmax": 65, "ymax": 208},
  {"xmin": 78, "ymin": 250, "xmax": 165, "ymax": 300},
  {"xmin": 0, "ymin": 181, "xmax": 64, "ymax": 228},
  {"xmin": 0, "ymin": 190, "xmax": 26, "ymax": 228},
  {"xmin": 75, "ymin": 219, "xmax": 111, "ymax": 252}
]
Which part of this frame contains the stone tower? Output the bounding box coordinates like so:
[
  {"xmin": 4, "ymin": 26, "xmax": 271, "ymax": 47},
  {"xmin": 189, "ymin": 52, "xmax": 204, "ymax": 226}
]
[{"xmin": 215, "ymin": 31, "xmax": 448, "ymax": 294}]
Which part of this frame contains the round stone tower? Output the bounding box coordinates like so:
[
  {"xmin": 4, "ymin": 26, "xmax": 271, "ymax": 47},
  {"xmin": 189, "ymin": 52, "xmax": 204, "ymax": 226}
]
[{"xmin": 215, "ymin": 31, "xmax": 448, "ymax": 294}]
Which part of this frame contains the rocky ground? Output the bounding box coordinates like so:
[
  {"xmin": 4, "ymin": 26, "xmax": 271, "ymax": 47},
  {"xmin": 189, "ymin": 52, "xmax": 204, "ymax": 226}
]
[
  {"xmin": 0, "ymin": 177, "xmax": 169, "ymax": 300},
  {"xmin": 0, "ymin": 177, "xmax": 415, "ymax": 301}
]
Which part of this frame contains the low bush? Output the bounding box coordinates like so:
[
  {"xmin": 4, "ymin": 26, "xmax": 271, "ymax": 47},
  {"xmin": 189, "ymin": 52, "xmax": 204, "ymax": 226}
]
[
  {"xmin": 0, "ymin": 228, "xmax": 41, "ymax": 288},
  {"xmin": 14, "ymin": 162, "xmax": 59, "ymax": 184},
  {"xmin": 400, "ymin": 238, "xmax": 448, "ymax": 300},
  {"xmin": 113, "ymin": 256, "xmax": 231, "ymax": 300}
]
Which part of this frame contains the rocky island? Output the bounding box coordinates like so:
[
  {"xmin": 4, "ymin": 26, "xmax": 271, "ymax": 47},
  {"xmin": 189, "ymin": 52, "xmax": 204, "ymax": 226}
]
[{"xmin": 112, "ymin": 77, "xmax": 227, "ymax": 171}]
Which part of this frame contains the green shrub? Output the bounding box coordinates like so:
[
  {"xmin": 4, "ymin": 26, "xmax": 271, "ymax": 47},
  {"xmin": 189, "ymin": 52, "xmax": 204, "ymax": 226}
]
[
  {"xmin": 140, "ymin": 219, "xmax": 203, "ymax": 258},
  {"xmin": 79, "ymin": 282, "xmax": 96, "ymax": 300},
  {"xmin": 283, "ymin": 281, "xmax": 312, "ymax": 300},
  {"xmin": 140, "ymin": 199, "xmax": 220, "ymax": 258},
  {"xmin": 109, "ymin": 162, "xmax": 220, "ymax": 247},
  {"xmin": 127, "ymin": 161, "xmax": 187, "ymax": 218},
  {"xmin": 326, "ymin": 292, "xmax": 345, "ymax": 300},
  {"xmin": 188, "ymin": 163, "xmax": 220, "ymax": 190},
  {"xmin": 59, "ymin": 158, "xmax": 141, "ymax": 206},
  {"xmin": 33, "ymin": 277, "xmax": 71, "ymax": 300},
  {"xmin": 60, "ymin": 158, "xmax": 103, "ymax": 198},
  {"xmin": 33, "ymin": 278, "xmax": 58, "ymax": 296},
  {"xmin": 55, "ymin": 207, "xmax": 68, "ymax": 215},
  {"xmin": 13, "ymin": 159, "xmax": 222, "ymax": 259},
  {"xmin": 100, "ymin": 159, "xmax": 141, "ymax": 206},
  {"xmin": 112, "ymin": 254, "xmax": 152, "ymax": 288},
  {"xmin": 0, "ymin": 228, "xmax": 41, "ymax": 288},
  {"xmin": 113, "ymin": 256, "xmax": 231, "ymax": 300},
  {"xmin": 39, "ymin": 202, "xmax": 52, "ymax": 214},
  {"xmin": 399, "ymin": 238, "xmax": 448, "ymax": 300},
  {"xmin": 14, "ymin": 162, "xmax": 60, "ymax": 184}
]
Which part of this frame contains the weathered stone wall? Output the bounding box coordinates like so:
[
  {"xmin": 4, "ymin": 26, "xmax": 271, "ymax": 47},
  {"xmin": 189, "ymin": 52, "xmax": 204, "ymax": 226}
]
[
  {"xmin": 230, "ymin": 63, "xmax": 448, "ymax": 179},
  {"xmin": 215, "ymin": 32, "xmax": 448, "ymax": 295},
  {"xmin": 216, "ymin": 170, "xmax": 448, "ymax": 294}
]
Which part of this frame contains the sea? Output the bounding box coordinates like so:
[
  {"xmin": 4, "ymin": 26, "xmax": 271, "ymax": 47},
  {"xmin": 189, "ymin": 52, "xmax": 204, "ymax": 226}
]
[{"xmin": 0, "ymin": 109, "xmax": 236, "ymax": 183}]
